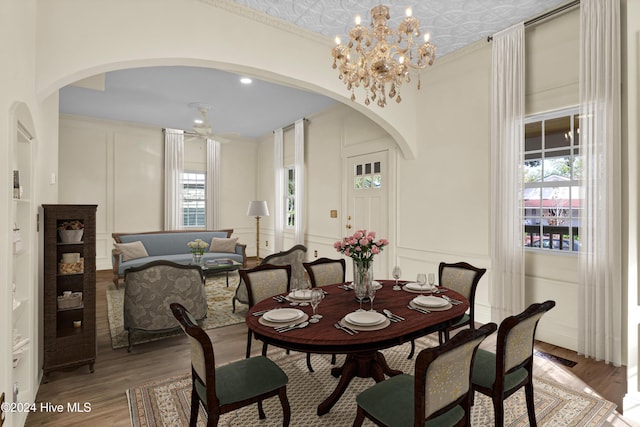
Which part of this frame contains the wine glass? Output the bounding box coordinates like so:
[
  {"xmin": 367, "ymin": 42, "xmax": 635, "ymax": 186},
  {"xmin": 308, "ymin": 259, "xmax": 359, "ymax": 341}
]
[
  {"xmin": 416, "ymin": 273, "xmax": 427, "ymax": 295},
  {"xmin": 367, "ymin": 281, "xmax": 377, "ymax": 311},
  {"xmin": 392, "ymin": 266, "xmax": 402, "ymax": 291},
  {"xmin": 354, "ymin": 281, "xmax": 367, "ymax": 311},
  {"xmin": 309, "ymin": 289, "xmax": 324, "ymax": 323},
  {"xmin": 428, "ymin": 273, "xmax": 436, "ymax": 292},
  {"xmin": 299, "ymin": 279, "xmax": 311, "ymax": 306}
]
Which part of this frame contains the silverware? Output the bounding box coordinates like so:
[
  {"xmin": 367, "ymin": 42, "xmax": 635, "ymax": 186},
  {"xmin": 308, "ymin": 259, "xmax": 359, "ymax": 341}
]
[
  {"xmin": 251, "ymin": 309, "xmax": 271, "ymax": 317},
  {"xmin": 272, "ymin": 295, "xmax": 287, "ymax": 303},
  {"xmin": 334, "ymin": 322, "xmax": 354, "ymax": 335},
  {"xmin": 407, "ymin": 304, "xmax": 431, "ymax": 314},
  {"xmin": 442, "ymin": 295, "xmax": 462, "ymax": 305},
  {"xmin": 276, "ymin": 321, "xmax": 309, "ymax": 333},
  {"xmin": 383, "ymin": 309, "xmax": 404, "ymax": 322},
  {"xmin": 338, "ymin": 321, "xmax": 358, "ymax": 334}
]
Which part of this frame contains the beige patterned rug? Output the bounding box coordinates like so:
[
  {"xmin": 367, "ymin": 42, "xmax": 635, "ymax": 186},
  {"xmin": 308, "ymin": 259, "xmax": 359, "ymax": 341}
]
[
  {"xmin": 126, "ymin": 340, "xmax": 616, "ymax": 426},
  {"xmin": 106, "ymin": 272, "xmax": 247, "ymax": 349}
]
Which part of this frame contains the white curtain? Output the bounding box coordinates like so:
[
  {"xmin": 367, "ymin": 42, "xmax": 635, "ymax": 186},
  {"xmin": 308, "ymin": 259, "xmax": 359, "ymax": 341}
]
[
  {"xmin": 490, "ymin": 23, "xmax": 525, "ymax": 323},
  {"xmin": 273, "ymin": 128, "xmax": 284, "ymax": 251},
  {"xmin": 294, "ymin": 119, "xmax": 305, "ymax": 245},
  {"xmin": 578, "ymin": 0, "xmax": 622, "ymax": 366},
  {"xmin": 206, "ymin": 138, "xmax": 220, "ymax": 230},
  {"xmin": 164, "ymin": 128, "xmax": 184, "ymax": 230}
]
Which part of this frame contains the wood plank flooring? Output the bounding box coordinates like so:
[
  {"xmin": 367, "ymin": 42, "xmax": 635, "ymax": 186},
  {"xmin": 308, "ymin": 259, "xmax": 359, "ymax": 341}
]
[{"xmin": 24, "ymin": 270, "xmax": 635, "ymax": 426}]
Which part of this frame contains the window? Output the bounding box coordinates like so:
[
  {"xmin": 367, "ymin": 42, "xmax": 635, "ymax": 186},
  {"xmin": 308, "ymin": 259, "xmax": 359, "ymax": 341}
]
[
  {"xmin": 286, "ymin": 167, "xmax": 295, "ymax": 228},
  {"xmin": 523, "ymin": 108, "xmax": 581, "ymax": 252},
  {"xmin": 354, "ymin": 161, "xmax": 382, "ymax": 189},
  {"xmin": 182, "ymin": 171, "xmax": 206, "ymax": 228}
]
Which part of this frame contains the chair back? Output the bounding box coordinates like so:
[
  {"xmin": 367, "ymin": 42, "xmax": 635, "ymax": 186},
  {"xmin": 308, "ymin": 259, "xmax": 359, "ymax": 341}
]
[
  {"xmin": 240, "ymin": 264, "xmax": 292, "ymax": 307},
  {"xmin": 170, "ymin": 302, "xmax": 218, "ymax": 407},
  {"xmin": 261, "ymin": 245, "xmax": 307, "ymax": 289},
  {"xmin": 124, "ymin": 260, "xmax": 207, "ymax": 331},
  {"xmin": 498, "ymin": 300, "xmax": 556, "ymax": 374},
  {"xmin": 439, "ymin": 262, "xmax": 486, "ymax": 302},
  {"xmin": 415, "ymin": 323, "xmax": 497, "ymax": 422},
  {"xmin": 303, "ymin": 257, "xmax": 346, "ymax": 287}
]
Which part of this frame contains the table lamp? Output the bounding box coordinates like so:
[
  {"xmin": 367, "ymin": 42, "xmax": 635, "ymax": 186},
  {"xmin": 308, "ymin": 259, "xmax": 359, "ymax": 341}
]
[{"xmin": 247, "ymin": 200, "xmax": 269, "ymax": 260}]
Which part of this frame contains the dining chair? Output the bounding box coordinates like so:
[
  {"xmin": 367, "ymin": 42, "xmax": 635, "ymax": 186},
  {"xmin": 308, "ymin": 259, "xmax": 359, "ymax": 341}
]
[
  {"xmin": 170, "ymin": 303, "xmax": 291, "ymax": 427},
  {"xmin": 240, "ymin": 263, "xmax": 292, "ymax": 359},
  {"xmin": 471, "ymin": 300, "xmax": 556, "ymax": 427},
  {"xmin": 353, "ymin": 322, "xmax": 497, "ymax": 427},
  {"xmin": 302, "ymin": 257, "xmax": 346, "ymax": 371},
  {"xmin": 407, "ymin": 261, "xmax": 486, "ymax": 359}
]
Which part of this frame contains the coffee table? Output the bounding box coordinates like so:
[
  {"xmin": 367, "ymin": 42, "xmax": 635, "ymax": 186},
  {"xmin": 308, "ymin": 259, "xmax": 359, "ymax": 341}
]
[{"xmin": 199, "ymin": 259, "xmax": 242, "ymax": 287}]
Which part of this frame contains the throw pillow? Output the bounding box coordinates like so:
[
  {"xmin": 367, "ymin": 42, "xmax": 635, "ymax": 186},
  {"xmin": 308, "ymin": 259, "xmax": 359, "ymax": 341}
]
[
  {"xmin": 209, "ymin": 237, "xmax": 238, "ymax": 253},
  {"xmin": 114, "ymin": 241, "xmax": 149, "ymax": 261}
]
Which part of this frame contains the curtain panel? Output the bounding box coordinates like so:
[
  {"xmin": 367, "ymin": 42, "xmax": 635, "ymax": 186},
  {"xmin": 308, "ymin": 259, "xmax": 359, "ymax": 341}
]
[
  {"xmin": 163, "ymin": 128, "xmax": 184, "ymax": 230},
  {"xmin": 578, "ymin": 0, "xmax": 622, "ymax": 366},
  {"xmin": 273, "ymin": 128, "xmax": 284, "ymax": 252},
  {"xmin": 490, "ymin": 23, "xmax": 525, "ymax": 323},
  {"xmin": 206, "ymin": 138, "xmax": 220, "ymax": 230},
  {"xmin": 294, "ymin": 119, "xmax": 305, "ymax": 245}
]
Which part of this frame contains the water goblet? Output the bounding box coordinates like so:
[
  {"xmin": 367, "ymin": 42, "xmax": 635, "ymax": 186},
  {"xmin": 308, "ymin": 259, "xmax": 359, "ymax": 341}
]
[
  {"xmin": 428, "ymin": 272, "xmax": 436, "ymax": 292},
  {"xmin": 309, "ymin": 288, "xmax": 324, "ymax": 323},
  {"xmin": 416, "ymin": 273, "xmax": 427, "ymax": 295},
  {"xmin": 392, "ymin": 266, "xmax": 402, "ymax": 291},
  {"xmin": 299, "ymin": 279, "xmax": 311, "ymax": 306},
  {"xmin": 367, "ymin": 281, "xmax": 377, "ymax": 311},
  {"xmin": 354, "ymin": 281, "xmax": 367, "ymax": 312}
]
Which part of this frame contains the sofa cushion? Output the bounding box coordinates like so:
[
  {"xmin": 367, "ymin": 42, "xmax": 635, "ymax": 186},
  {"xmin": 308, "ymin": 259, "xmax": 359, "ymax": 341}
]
[
  {"xmin": 210, "ymin": 237, "xmax": 239, "ymax": 253},
  {"xmin": 114, "ymin": 241, "xmax": 149, "ymax": 261}
]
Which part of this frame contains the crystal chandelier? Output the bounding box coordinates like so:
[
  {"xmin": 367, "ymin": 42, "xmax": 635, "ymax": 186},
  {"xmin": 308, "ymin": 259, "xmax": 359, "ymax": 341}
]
[{"xmin": 331, "ymin": 5, "xmax": 436, "ymax": 107}]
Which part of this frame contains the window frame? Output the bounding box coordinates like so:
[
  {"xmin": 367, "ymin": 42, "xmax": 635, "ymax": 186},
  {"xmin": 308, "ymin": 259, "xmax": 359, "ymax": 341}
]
[
  {"xmin": 182, "ymin": 170, "xmax": 206, "ymax": 229},
  {"xmin": 285, "ymin": 166, "xmax": 295, "ymax": 229}
]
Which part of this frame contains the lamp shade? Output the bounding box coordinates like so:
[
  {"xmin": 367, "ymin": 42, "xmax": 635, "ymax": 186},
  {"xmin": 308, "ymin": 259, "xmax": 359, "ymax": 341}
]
[{"xmin": 247, "ymin": 200, "xmax": 269, "ymax": 217}]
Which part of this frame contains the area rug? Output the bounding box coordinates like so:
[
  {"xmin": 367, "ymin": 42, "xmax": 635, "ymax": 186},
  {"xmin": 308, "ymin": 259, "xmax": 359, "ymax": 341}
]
[
  {"xmin": 126, "ymin": 340, "xmax": 617, "ymax": 427},
  {"xmin": 106, "ymin": 272, "xmax": 247, "ymax": 349}
]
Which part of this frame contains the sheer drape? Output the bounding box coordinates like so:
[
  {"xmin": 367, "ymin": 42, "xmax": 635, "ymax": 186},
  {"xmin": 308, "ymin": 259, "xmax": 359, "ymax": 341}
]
[
  {"xmin": 490, "ymin": 23, "xmax": 525, "ymax": 323},
  {"xmin": 206, "ymin": 138, "xmax": 220, "ymax": 230},
  {"xmin": 164, "ymin": 128, "xmax": 184, "ymax": 230},
  {"xmin": 273, "ymin": 128, "xmax": 284, "ymax": 251},
  {"xmin": 578, "ymin": 0, "xmax": 622, "ymax": 366},
  {"xmin": 294, "ymin": 119, "xmax": 305, "ymax": 245}
]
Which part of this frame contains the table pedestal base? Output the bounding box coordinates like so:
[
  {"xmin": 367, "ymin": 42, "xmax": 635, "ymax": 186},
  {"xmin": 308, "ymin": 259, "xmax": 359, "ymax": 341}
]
[{"xmin": 317, "ymin": 351, "xmax": 402, "ymax": 416}]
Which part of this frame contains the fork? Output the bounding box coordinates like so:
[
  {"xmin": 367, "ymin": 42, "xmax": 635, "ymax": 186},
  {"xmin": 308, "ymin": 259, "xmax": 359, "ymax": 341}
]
[
  {"xmin": 407, "ymin": 304, "xmax": 430, "ymax": 314},
  {"xmin": 337, "ymin": 321, "xmax": 358, "ymax": 334},
  {"xmin": 334, "ymin": 323, "xmax": 354, "ymax": 335},
  {"xmin": 442, "ymin": 295, "xmax": 462, "ymax": 305}
]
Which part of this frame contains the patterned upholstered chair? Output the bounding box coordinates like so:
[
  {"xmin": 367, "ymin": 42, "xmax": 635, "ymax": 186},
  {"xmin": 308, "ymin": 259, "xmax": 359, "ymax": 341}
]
[
  {"xmin": 123, "ymin": 260, "xmax": 207, "ymax": 352},
  {"xmin": 233, "ymin": 245, "xmax": 306, "ymax": 312},
  {"xmin": 170, "ymin": 303, "xmax": 291, "ymax": 427},
  {"xmin": 472, "ymin": 300, "xmax": 556, "ymax": 427},
  {"xmin": 353, "ymin": 323, "xmax": 497, "ymax": 427},
  {"xmin": 240, "ymin": 264, "xmax": 292, "ymax": 358},
  {"xmin": 303, "ymin": 257, "xmax": 346, "ymax": 288}
]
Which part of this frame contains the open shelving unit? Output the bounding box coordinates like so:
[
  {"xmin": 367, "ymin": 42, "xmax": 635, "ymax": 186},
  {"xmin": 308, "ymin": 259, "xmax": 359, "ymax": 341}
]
[{"xmin": 42, "ymin": 205, "xmax": 97, "ymax": 381}]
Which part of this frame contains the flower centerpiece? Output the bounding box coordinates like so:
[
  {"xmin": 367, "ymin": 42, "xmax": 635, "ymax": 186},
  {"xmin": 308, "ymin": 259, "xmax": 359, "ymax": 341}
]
[
  {"xmin": 58, "ymin": 220, "xmax": 84, "ymax": 243},
  {"xmin": 334, "ymin": 230, "xmax": 388, "ymax": 292},
  {"xmin": 187, "ymin": 238, "xmax": 209, "ymax": 264}
]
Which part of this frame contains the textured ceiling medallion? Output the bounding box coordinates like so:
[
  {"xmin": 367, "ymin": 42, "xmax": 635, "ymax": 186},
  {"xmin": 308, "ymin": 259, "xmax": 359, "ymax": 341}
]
[{"xmin": 331, "ymin": 5, "xmax": 436, "ymax": 108}]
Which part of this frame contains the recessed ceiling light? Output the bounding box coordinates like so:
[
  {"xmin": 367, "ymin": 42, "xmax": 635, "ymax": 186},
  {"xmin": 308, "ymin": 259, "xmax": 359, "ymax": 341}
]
[{"xmin": 240, "ymin": 77, "xmax": 252, "ymax": 84}]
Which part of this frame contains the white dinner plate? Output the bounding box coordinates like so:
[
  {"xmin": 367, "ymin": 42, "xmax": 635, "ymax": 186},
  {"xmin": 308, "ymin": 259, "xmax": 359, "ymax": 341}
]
[
  {"xmin": 413, "ymin": 295, "xmax": 449, "ymax": 308},
  {"xmin": 288, "ymin": 290, "xmax": 312, "ymax": 300},
  {"xmin": 404, "ymin": 282, "xmax": 432, "ymax": 292},
  {"xmin": 262, "ymin": 308, "xmax": 304, "ymax": 323},
  {"xmin": 346, "ymin": 281, "xmax": 382, "ymax": 290},
  {"xmin": 345, "ymin": 311, "xmax": 387, "ymax": 326}
]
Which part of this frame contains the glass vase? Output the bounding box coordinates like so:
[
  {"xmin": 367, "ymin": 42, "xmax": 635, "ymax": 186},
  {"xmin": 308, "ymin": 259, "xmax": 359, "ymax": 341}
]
[
  {"xmin": 192, "ymin": 252, "xmax": 203, "ymax": 265},
  {"xmin": 353, "ymin": 259, "xmax": 373, "ymax": 298}
]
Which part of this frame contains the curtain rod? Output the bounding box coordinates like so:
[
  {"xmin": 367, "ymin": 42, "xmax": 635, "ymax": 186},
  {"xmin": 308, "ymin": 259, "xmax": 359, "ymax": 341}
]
[
  {"xmin": 162, "ymin": 128, "xmax": 208, "ymax": 137},
  {"xmin": 273, "ymin": 117, "xmax": 308, "ymax": 133},
  {"xmin": 487, "ymin": 0, "xmax": 580, "ymax": 42}
]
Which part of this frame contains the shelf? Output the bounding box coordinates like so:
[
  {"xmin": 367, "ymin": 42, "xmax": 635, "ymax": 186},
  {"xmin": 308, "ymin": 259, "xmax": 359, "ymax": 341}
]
[
  {"xmin": 57, "ymin": 241, "xmax": 84, "ymax": 246},
  {"xmin": 57, "ymin": 303, "xmax": 84, "ymax": 312}
]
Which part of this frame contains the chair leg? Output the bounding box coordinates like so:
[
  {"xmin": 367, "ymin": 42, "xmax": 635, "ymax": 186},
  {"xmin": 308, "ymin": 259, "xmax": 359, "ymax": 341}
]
[
  {"xmin": 261, "ymin": 341, "xmax": 268, "ymax": 356},
  {"xmin": 353, "ymin": 406, "xmax": 366, "ymax": 427},
  {"xmin": 525, "ymin": 380, "xmax": 537, "ymax": 427},
  {"xmin": 190, "ymin": 382, "xmax": 200, "ymax": 427},
  {"xmin": 257, "ymin": 400, "xmax": 266, "ymax": 419},
  {"xmin": 306, "ymin": 353, "xmax": 314, "ymax": 372},
  {"xmin": 407, "ymin": 339, "xmax": 415, "ymax": 359},
  {"xmin": 279, "ymin": 386, "xmax": 291, "ymax": 427},
  {"xmin": 493, "ymin": 397, "xmax": 504, "ymax": 427},
  {"xmin": 331, "ymin": 354, "xmax": 336, "ymax": 365},
  {"xmin": 232, "ymin": 297, "xmax": 236, "ymax": 313},
  {"xmin": 246, "ymin": 330, "xmax": 253, "ymax": 358}
]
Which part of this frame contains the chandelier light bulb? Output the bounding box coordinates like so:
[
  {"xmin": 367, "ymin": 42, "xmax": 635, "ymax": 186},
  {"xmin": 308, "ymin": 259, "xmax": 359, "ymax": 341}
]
[
  {"xmin": 405, "ymin": 7, "xmax": 412, "ymax": 17},
  {"xmin": 424, "ymin": 33, "xmax": 430, "ymax": 43},
  {"xmin": 355, "ymin": 14, "xmax": 361, "ymax": 25},
  {"xmin": 335, "ymin": 35, "xmax": 341, "ymax": 45},
  {"xmin": 399, "ymin": 56, "xmax": 405, "ymax": 64}
]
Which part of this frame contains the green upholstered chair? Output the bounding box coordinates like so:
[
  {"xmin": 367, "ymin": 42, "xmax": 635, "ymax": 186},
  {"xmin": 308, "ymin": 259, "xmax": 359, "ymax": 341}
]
[
  {"xmin": 123, "ymin": 260, "xmax": 207, "ymax": 352},
  {"xmin": 302, "ymin": 257, "xmax": 346, "ymax": 371},
  {"xmin": 170, "ymin": 302, "xmax": 291, "ymax": 427},
  {"xmin": 353, "ymin": 323, "xmax": 497, "ymax": 427},
  {"xmin": 239, "ymin": 264, "xmax": 292, "ymax": 359},
  {"xmin": 471, "ymin": 300, "xmax": 556, "ymax": 427}
]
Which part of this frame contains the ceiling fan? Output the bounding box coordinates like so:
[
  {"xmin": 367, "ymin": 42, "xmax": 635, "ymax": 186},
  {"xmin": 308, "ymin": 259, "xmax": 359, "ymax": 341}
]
[{"xmin": 187, "ymin": 103, "xmax": 237, "ymax": 143}]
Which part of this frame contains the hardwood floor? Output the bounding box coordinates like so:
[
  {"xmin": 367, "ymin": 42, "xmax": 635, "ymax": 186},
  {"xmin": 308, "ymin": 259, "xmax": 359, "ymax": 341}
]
[{"xmin": 25, "ymin": 270, "xmax": 635, "ymax": 426}]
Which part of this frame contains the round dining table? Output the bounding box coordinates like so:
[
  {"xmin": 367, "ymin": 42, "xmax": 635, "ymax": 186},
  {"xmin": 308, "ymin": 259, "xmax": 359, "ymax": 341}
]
[{"xmin": 245, "ymin": 280, "xmax": 470, "ymax": 416}]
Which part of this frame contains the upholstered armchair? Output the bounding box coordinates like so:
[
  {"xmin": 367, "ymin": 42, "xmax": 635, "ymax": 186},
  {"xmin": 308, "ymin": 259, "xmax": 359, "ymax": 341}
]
[
  {"xmin": 123, "ymin": 260, "xmax": 207, "ymax": 352},
  {"xmin": 303, "ymin": 257, "xmax": 346, "ymax": 288},
  {"xmin": 233, "ymin": 245, "xmax": 307, "ymax": 312}
]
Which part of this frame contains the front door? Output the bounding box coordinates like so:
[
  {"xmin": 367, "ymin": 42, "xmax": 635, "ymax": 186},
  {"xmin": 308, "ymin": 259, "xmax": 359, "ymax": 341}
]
[{"xmin": 345, "ymin": 150, "xmax": 389, "ymax": 280}]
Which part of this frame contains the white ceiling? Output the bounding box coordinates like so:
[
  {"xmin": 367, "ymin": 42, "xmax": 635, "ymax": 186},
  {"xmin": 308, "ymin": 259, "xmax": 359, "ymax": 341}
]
[{"xmin": 59, "ymin": 0, "xmax": 568, "ymax": 139}]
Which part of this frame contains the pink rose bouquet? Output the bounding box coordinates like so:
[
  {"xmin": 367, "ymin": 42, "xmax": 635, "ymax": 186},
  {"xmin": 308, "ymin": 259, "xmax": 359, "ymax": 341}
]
[{"xmin": 334, "ymin": 229, "xmax": 388, "ymax": 269}]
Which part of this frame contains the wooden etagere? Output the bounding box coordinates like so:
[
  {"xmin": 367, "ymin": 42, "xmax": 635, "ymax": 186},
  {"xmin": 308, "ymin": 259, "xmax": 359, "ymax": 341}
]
[{"xmin": 42, "ymin": 204, "xmax": 97, "ymax": 380}]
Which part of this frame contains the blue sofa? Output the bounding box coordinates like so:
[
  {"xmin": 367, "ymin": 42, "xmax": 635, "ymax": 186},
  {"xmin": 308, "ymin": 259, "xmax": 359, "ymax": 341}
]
[{"xmin": 111, "ymin": 229, "xmax": 246, "ymax": 287}]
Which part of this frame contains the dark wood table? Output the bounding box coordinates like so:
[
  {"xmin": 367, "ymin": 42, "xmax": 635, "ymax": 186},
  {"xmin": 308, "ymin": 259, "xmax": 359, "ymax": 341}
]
[{"xmin": 245, "ymin": 280, "xmax": 469, "ymax": 416}]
